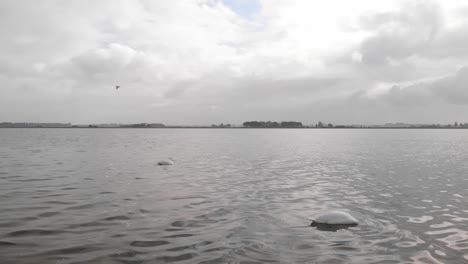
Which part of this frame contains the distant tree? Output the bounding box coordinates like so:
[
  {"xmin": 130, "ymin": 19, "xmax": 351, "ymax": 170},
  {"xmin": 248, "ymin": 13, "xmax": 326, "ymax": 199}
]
[
  {"xmin": 243, "ymin": 121, "xmax": 252, "ymax": 127},
  {"xmin": 327, "ymin": 123, "xmax": 333, "ymax": 128},
  {"xmin": 454, "ymin": 121, "xmax": 459, "ymax": 127},
  {"xmin": 317, "ymin": 121, "xmax": 324, "ymax": 128},
  {"xmin": 243, "ymin": 121, "xmax": 262, "ymax": 128},
  {"xmin": 149, "ymin": 123, "xmax": 165, "ymax": 128},
  {"xmin": 280, "ymin": 121, "xmax": 303, "ymax": 128},
  {"xmin": 243, "ymin": 121, "xmax": 303, "ymax": 128}
]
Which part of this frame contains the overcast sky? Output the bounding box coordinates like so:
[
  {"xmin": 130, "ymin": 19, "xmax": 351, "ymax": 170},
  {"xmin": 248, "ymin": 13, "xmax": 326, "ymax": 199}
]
[{"xmin": 2, "ymin": 0, "xmax": 468, "ymax": 125}]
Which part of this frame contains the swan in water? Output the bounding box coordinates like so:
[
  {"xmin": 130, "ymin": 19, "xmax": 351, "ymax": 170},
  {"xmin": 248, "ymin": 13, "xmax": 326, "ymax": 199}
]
[
  {"xmin": 309, "ymin": 211, "xmax": 358, "ymax": 225},
  {"xmin": 157, "ymin": 159, "xmax": 174, "ymax": 166}
]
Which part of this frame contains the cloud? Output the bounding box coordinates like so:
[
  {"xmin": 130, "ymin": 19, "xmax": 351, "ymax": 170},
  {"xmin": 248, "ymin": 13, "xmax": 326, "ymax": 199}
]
[
  {"xmin": 430, "ymin": 66, "xmax": 468, "ymax": 104},
  {"xmin": 347, "ymin": 64, "xmax": 468, "ymax": 114},
  {"xmin": 381, "ymin": 83, "xmax": 436, "ymax": 107},
  {"xmin": 332, "ymin": 0, "xmax": 468, "ymax": 87},
  {"xmin": 423, "ymin": 23, "xmax": 468, "ymax": 59},
  {"xmin": 2, "ymin": 0, "xmax": 468, "ymax": 124},
  {"xmin": 73, "ymin": 44, "xmax": 137, "ymax": 75},
  {"xmin": 357, "ymin": 1, "xmax": 442, "ymax": 66}
]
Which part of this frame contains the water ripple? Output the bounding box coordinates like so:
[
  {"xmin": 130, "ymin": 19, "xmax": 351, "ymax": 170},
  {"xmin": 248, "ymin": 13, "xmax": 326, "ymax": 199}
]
[{"xmin": 2, "ymin": 129, "xmax": 468, "ymax": 263}]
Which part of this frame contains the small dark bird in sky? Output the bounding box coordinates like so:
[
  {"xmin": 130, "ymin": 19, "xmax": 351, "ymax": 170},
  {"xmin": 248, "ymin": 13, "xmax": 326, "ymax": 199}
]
[{"xmin": 116, "ymin": 85, "xmax": 120, "ymax": 90}]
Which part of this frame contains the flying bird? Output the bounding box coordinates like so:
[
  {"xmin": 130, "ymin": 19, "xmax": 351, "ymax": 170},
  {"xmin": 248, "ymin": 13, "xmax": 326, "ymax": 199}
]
[{"xmin": 116, "ymin": 85, "xmax": 120, "ymax": 90}]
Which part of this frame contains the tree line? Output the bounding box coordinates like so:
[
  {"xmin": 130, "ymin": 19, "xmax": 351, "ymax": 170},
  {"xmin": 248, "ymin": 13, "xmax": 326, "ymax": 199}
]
[{"xmin": 243, "ymin": 121, "xmax": 304, "ymax": 128}]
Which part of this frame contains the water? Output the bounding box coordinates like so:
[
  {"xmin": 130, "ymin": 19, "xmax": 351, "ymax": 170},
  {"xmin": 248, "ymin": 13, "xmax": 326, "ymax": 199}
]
[{"xmin": 1, "ymin": 128, "xmax": 468, "ymax": 263}]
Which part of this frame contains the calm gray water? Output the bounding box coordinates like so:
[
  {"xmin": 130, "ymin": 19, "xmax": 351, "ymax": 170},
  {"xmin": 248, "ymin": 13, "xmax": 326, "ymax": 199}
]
[{"xmin": 1, "ymin": 128, "xmax": 468, "ymax": 264}]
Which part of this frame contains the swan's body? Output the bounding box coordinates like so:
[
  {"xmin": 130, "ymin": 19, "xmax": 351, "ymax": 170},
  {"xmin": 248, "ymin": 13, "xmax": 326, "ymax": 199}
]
[
  {"xmin": 157, "ymin": 159, "xmax": 174, "ymax": 166},
  {"xmin": 309, "ymin": 211, "xmax": 358, "ymax": 225}
]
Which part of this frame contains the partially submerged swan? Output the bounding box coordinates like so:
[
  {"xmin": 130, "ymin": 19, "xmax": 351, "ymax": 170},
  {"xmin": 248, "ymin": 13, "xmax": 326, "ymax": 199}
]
[
  {"xmin": 157, "ymin": 159, "xmax": 174, "ymax": 166},
  {"xmin": 309, "ymin": 211, "xmax": 358, "ymax": 225}
]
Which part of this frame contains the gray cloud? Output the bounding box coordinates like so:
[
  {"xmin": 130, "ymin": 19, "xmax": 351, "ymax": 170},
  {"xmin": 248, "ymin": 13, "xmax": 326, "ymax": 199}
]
[
  {"xmin": 331, "ymin": 0, "xmax": 468, "ymax": 89},
  {"xmin": 382, "ymin": 83, "xmax": 436, "ymax": 107},
  {"xmin": 423, "ymin": 24, "xmax": 468, "ymax": 59},
  {"xmin": 430, "ymin": 66, "xmax": 468, "ymax": 104},
  {"xmin": 346, "ymin": 65, "xmax": 468, "ymax": 119},
  {"xmin": 2, "ymin": 0, "xmax": 468, "ymax": 125},
  {"xmin": 358, "ymin": 1, "xmax": 441, "ymax": 66}
]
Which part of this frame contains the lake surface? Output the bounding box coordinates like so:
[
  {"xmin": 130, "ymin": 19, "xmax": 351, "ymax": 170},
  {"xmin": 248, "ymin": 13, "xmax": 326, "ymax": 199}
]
[{"xmin": 1, "ymin": 128, "xmax": 468, "ymax": 264}]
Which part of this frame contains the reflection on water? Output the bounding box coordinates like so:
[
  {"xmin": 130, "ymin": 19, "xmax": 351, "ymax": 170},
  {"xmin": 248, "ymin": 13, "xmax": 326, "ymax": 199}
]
[
  {"xmin": 1, "ymin": 128, "xmax": 468, "ymax": 263},
  {"xmin": 310, "ymin": 223, "xmax": 357, "ymax": 232}
]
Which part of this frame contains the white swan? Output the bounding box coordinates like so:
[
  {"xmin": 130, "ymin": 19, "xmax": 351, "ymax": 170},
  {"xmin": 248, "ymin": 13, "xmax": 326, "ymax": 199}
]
[
  {"xmin": 309, "ymin": 211, "xmax": 358, "ymax": 225},
  {"xmin": 157, "ymin": 159, "xmax": 174, "ymax": 166}
]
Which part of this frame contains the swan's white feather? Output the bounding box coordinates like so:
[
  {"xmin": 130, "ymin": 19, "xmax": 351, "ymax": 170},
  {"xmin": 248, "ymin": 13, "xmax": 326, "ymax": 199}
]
[
  {"xmin": 158, "ymin": 159, "xmax": 174, "ymax": 166},
  {"xmin": 311, "ymin": 211, "xmax": 358, "ymax": 225}
]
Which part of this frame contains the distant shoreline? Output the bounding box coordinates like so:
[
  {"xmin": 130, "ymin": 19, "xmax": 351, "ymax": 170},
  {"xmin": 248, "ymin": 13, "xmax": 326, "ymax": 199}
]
[
  {"xmin": 1, "ymin": 127, "xmax": 468, "ymax": 129},
  {"xmin": 2, "ymin": 121, "xmax": 468, "ymax": 129}
]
